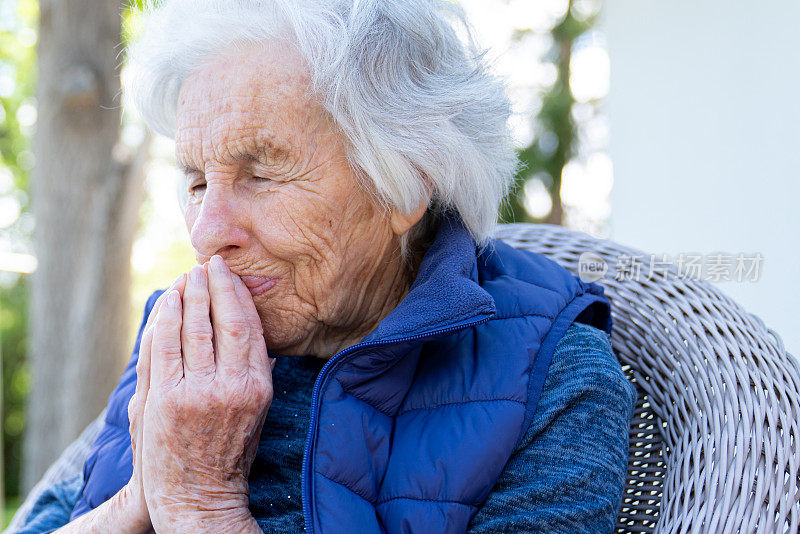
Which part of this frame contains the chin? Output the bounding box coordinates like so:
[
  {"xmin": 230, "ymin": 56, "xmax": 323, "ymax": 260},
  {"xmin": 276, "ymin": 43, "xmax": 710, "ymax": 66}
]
[{"xmin": 258, "ymin": 318, "xmax": 310, "ymax": 356}]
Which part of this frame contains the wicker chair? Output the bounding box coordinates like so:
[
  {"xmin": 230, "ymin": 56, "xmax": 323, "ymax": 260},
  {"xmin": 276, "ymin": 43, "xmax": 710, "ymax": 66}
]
[{"xmin": 7, "ymin": 223, "xmax": 800, "ymax": 533}]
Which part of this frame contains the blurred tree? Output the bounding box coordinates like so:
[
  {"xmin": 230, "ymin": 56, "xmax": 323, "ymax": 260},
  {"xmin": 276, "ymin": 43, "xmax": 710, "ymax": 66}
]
[
  {"xmin": 22, "ymin": 0, "xmax": 150, "ymax": 490},
  {"xmin": 499, "ymin": 0, "xmax": 596, "ymax": 227}
]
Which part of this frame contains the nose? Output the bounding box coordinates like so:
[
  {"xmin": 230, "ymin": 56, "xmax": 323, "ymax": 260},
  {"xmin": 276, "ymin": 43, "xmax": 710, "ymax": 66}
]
[{"xmin": 189, "ymin": 182, "xmax": 250, "ymax": 260}]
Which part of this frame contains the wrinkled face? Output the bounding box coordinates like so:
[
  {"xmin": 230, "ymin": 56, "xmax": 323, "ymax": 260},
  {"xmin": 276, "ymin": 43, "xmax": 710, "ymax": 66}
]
[{"xmin": 174, "ymin": 41, "xmax": 409, "ymax": 357}]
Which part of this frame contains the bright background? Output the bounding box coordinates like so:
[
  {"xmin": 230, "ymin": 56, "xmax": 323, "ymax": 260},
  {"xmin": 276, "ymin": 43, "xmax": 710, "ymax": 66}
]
[{"xmin": 604, "ymin": 0, "xmax": 800, "ymax": 356}]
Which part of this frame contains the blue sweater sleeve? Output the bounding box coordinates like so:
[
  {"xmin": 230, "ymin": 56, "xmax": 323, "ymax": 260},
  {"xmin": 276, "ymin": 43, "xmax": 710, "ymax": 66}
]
[
  {"xmin": 467, "ymin": 321, "xmax": 638, "ymax": 533},
  {"xmin": 12, "ymin": 474, "xmax": 83, "ymax": 534}
]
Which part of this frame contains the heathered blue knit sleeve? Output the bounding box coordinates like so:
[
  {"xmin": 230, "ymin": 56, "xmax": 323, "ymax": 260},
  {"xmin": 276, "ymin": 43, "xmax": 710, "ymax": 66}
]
[
  {"xmin": 12, "ymin": 473, "xmax": 82, "ymax": 534},
  {"xmin": 467, "ymin": 321, "xmax": 637, "ymax": 534}
]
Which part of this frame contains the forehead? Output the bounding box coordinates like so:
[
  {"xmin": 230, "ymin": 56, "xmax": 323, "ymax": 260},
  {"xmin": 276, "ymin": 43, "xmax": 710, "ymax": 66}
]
[{"xmin": 174, "ymin": 41, "xmax": 313, "ymax": 157}]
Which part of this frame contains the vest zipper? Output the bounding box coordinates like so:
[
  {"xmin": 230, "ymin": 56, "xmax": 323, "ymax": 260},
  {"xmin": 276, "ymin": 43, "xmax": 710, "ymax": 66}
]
[{"xmin": 301, "ymin": 314, "xmax": 494, "ymax": 533}]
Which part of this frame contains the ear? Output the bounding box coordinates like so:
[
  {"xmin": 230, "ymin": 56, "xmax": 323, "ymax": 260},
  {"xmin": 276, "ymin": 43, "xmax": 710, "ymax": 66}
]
[{"xmin": 390, "ymin": 193, "xmax": 431, "ymax": 237}]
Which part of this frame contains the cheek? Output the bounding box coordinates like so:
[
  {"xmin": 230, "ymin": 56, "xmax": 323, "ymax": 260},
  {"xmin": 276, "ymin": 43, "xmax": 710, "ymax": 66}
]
[
  {"xmin": 255, "ymin": 187, "xmax": 342, "ymax": 259},
  {"xmin": 261, "ymin": 198, "xmax": 355, "ymax": 308}
]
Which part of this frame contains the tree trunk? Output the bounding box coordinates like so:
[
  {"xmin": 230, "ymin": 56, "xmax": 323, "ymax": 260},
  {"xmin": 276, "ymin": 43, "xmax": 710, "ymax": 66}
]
[{"xmin": 23, "ymin": 0, "xmax": 148, "ymax": 491}]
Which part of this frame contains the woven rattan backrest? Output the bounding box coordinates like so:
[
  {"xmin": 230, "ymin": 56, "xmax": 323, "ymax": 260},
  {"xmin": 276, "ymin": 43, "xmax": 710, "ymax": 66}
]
[{"xmin": 496, "ymin": 223, "xmax": 800, "ymax": 534}]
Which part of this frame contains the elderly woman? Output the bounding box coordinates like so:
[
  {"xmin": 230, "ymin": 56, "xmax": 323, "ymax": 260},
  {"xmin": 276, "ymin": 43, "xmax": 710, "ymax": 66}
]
[{"xmin": 17, "ymin": 0, "xmax": 637, "ymax": 533}]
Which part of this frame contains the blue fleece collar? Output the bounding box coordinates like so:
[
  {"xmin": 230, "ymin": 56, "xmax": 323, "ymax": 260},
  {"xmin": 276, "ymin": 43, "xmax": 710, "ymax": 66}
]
[{"xmin": 360, "ymin": 211, "xmax": 497, "ymax": 344}]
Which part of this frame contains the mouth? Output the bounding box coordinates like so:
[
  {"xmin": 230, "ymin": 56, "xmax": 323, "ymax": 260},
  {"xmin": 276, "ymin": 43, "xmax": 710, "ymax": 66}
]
[{"xmin": 238, "ymin": 275, "xmax": 278, "ymax": 297}]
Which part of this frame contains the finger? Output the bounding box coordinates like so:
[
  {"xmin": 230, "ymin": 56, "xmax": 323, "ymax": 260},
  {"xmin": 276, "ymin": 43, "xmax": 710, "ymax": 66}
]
[
  {"xmin": 128, "ymin": 392, "xmax": 143, "ymax": 457},
  {"xmin": 135, "ymin": 321, "xmax": 154, "ymax": 403},
  {"xmin": 172, "ymin": 272, "xmax": 187, "ymax": 297},
  {"xmin": 182, "ymin": 265, "xmax": 215, "ymax": 377},
  {"xmin": 150, "ymin": 289, "xmax": 184, "ymax": 388},
  {"xmin": 207, "ymin": 255, "xmax": 250, "ymax": 374},
  {"xmin": 132, "ymin": 324, "xmax": 155, "ymax": 460},
  {"xmin": 127, "ymin": 393, "xmax": 138, "ymax": 435},
  {"xmin": 136, "ymin": 273, "xmax": 187, "ymax": 398},
  {"xmin": 228, "ymin": 270, "xmax": 263, "ymax": 335},
  {"xmin": 142, "ymin": 273, "xmax": 187, "ymax": 340},
  {"xmin": 230, "ymin": 271, "xmax": 271, "ymax": 371},
  {"xmin": 127, "ymin": 393, "xmax": 142, "ymax": 480}
]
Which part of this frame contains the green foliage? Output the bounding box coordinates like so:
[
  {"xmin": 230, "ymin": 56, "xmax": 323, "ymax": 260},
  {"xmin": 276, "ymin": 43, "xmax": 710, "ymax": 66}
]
[
  {"xmin": 0, "ymin": 0, "xmax": 38, "ymax": 195},
  {"xmin": 3, "ymin": 496, "xmax": 21, "ymax": 529},
  {"xmin": 0, "ymin": 0, "xmax": 39, "ymax": 500},
  {"xmin": 122, "ymin": 0, "xmax": 147, "ymax": 48},
  {"xmin": 499, "ymin": 1, "xmax": 596, "ymax": 226},
  {"xmin": 1, "ymin": 280, "xmax": 29, "ymax": 499}
]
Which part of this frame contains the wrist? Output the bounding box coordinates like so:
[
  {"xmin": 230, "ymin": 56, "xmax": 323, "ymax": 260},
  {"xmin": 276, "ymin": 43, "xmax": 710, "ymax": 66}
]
[
  {"xmin": 111, "ymin": 484, "xmax": 152, "ymax": 534},
  {"xmin": 50, "ymin": 484, "xmax": 152, "ymax": 534},
  {"xmin": 156, "ymin": 506, "xmax": 259, "ymax": 533}
]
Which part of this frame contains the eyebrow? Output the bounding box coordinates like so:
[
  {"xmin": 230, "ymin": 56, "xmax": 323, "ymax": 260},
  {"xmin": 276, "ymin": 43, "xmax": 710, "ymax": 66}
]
[{"xmin": 177, "ymin": 139, "xmax": 293, "ymax": 174}]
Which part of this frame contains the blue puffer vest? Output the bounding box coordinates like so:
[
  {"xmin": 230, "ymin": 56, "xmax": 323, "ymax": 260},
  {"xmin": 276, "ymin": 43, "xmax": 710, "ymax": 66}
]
[{"xmin": 71, "ymin": 213, "xmax": 613, "ymax": 533}]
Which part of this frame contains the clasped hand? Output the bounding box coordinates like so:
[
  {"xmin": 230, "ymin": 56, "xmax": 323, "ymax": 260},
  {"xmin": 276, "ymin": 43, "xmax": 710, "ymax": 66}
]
[{"xmin": 126, "ymin": 255, "xmax": 275, "ymax": 532}]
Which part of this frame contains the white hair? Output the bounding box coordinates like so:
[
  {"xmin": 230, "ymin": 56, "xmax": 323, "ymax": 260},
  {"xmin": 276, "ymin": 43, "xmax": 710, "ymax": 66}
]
[{"xmin": 126, "ymin": 0, "xmax": 520, "ymax": 250}]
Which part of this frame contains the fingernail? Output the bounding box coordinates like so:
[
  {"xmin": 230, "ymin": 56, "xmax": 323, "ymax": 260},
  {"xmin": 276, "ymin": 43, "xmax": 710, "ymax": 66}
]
[
  {"xmin": 211, "ymin": 255, "xmax": 226, "ymax": 273},
  {"xmin": 189, "ymin": 265, "xmax": 204, "ymax": 283},
  {"xmin": 167, "ymin": 290, "xmax": 180, "ymax": 308}
]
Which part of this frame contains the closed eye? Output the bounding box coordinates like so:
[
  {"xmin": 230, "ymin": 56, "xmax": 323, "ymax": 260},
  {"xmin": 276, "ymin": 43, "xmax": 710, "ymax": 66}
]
[{"xmin": 186, "ymin": 175, "xmax": 206, "ymax": 194}]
